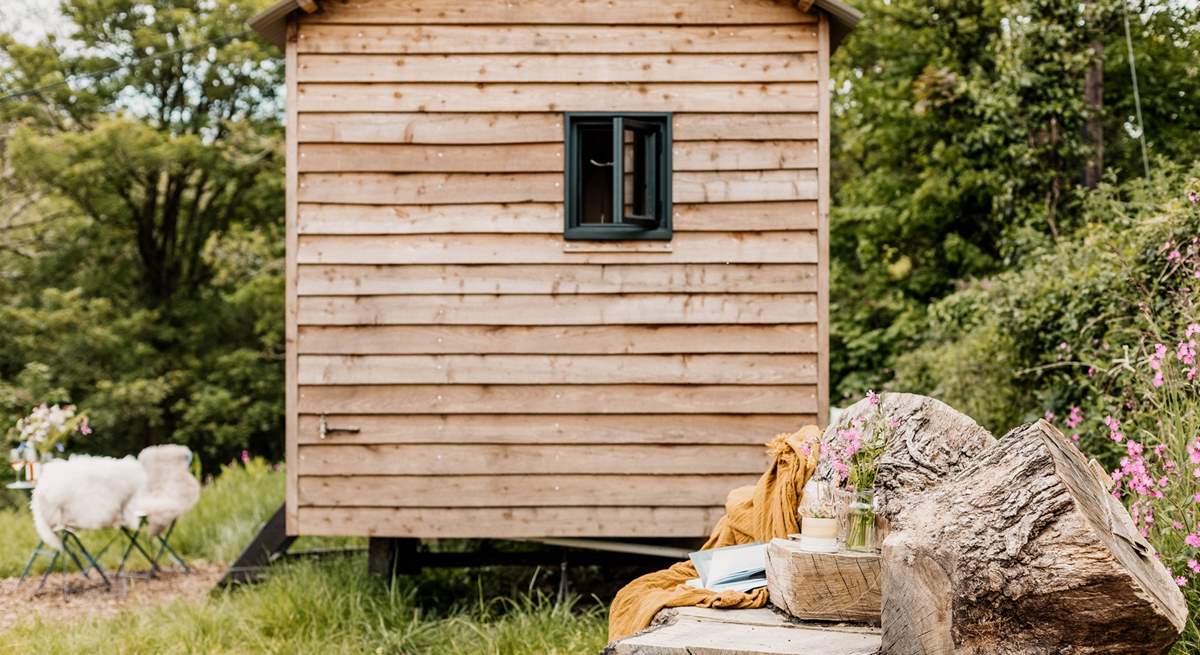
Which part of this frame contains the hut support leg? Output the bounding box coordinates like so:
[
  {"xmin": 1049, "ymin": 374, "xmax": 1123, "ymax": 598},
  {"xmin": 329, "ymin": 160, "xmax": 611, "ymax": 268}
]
[{"xmin": 368, "ymin": 537, "xmax": 420, "ymax": 578}]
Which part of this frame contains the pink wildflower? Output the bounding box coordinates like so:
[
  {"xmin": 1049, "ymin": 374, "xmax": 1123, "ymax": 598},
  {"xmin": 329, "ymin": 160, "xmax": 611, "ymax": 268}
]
[
  {"xmin": 1191, "ymin": 560, "xmax": 1200, "ymax": 574},
  {"xmin": 1168, "ymin": 249, "xmax": 1183, "ymax": 263},
  {"xmin": 1176, "ymin": 577, "xmax": 1187, "ymax": 587},
  {"xmin": 1087, "ymin": 366, "xmax": 1096, "ymax": 377},
  {"xmin": 1104, "ymin": 415, "xmax": 1125, "ymax": 442},
  {"xmin": 1070, "ymin": 433, "xmax": 1080, "ymax": 442},
  {"xmin": 1174, "ymin": 521, "xmax": 1186, "ymax": 531},
  {"xmin": 1153, "ymin": 372, "xmax": 1165, "ymax": 388},
  {"xmin": 1187, "ymin": 533, "xmax": 1200, "ymax": 548},
  {"xmin": 1066, "ymin": 406, "xmax": 1083, "ymax": 429},
  {"xmin": 1190, "ymin": 190, "xmax": 1200, "ymax": 204},
  {"xmin": 240, "ymin": 449, "xmax": 250, "ymax": 465},
  {"xmin": 78, "ymin": 416, "xmax": 92, "ymax": 436},
  {"xmin": 866, "ymin": 390, "xmax": 880, "ymax": 406},
  {"xmin": 1043, "ymin": 410, "xmax": 1055, "ymax": 422}
]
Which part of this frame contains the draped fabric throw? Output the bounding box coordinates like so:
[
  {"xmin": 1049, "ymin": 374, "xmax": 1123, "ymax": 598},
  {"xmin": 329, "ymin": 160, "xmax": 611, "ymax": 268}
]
[{"xmin": 607, "ymin": 425, "xmax": 822, "ymax": 642}]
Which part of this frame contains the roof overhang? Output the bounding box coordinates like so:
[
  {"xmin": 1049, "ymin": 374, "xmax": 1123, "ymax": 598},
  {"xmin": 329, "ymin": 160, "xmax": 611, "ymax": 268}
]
[{"xmin": 249, "ymin": 0, "xmax": 861, "ymax": 51}]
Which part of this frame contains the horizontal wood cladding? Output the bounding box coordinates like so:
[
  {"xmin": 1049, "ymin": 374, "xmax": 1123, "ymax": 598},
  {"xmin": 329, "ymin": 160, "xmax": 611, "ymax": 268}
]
[
  {"xmin": 297, "ymin": 141, "xmax": 818, "ymax": 173},
  {"xmin": 296, "ymin": 202, "xmax": 818, "ymax": 235},
  {"xmin": 298, "ymin": 324, "xmax": 817, "ymax": 354},
  {"xmin": 297, "ymin": 506, "xmax": 727, "ymax": 538},
  {"xmin": 298, "ymin": 113, "xmax": 818, "ymax": 144},
  {"xmin": 299, "ymin": 384, "xmax": 819, "ymax": 414},
  {"xmin": 298, "ymin": 293, "xmax": 818, "ymax": 325},
  {"xmin": 298, "ymin": 171, "xmax": 819, "ymax": 204},
  {"xmin": 296, "ymin": 24, "xmax": 818, "ymax": 55},
  {"xmin": 308, "ymin": 0, "xmax": 817, "ymax": 25},
  {"xmin": 296, "ymin": 83, "xmax": 819, "ymax": 113},
  {"xmin": 297, "ymin": 232, "xmax": 817, "ymax": 265},
  {"xmin": 298, "ymin": 474, "xmax": 761, "ymax": 507},
  {"xmin": 298, "ymin": 444, "xmax": 771, "ymax": 476},
  {"xmin": 296, "ymin": 264, "xmax": 818, "ymax": 296},
  {"xmin": 285, "ymin": 1, "xmax": 830, "ymax": 540},
  {"xmin": 297, "ymin": 54, "xmax": 818, "ymax": 83},
  {"xmin": 296, "ymin": 413, "xmax": 816, "ymax": 445},
  {"xmin": 298, "ymin": 353, "xmax": 817, "ymax": 385}
]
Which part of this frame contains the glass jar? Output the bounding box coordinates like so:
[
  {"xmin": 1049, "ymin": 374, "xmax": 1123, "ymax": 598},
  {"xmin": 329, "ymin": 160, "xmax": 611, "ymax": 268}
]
[{"xmin": 843, "ymin": 489, "xmax": 877, "ymax": 552}]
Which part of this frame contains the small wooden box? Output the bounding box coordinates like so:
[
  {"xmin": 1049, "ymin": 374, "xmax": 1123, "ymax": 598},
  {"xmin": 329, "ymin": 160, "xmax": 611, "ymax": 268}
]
[{"xmin": 765, "ymin": 538, "xmax": 881, "ymax": 625}]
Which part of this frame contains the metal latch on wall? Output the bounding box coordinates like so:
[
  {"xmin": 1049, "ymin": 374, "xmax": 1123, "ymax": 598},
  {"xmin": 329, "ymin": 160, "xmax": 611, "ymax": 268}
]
[{"xmin": 318, "ymin": 414, "xmax": 360, "ymax": 440}]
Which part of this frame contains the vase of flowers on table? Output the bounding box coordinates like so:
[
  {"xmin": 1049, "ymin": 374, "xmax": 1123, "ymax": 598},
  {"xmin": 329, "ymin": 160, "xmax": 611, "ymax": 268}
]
[
  {"xmin": 827, "ymin": 391, "xmax": 894, "ymax": 552},
  {"xmin": 6, "ymin": 403, "xmax": 91, "ymax": 486}
]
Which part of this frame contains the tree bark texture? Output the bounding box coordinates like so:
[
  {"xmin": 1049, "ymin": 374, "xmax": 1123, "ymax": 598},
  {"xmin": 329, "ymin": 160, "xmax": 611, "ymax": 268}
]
[{"xmin": 880, "ymin": 420, "xmax": 1187, "ymax": 655}]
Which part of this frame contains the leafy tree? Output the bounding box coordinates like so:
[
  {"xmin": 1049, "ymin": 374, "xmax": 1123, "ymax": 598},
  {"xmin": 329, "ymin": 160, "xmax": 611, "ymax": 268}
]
[
  {"xmin": 0, "ymin": 0, "xmax": 283, "ymax": 467},
  {"xmin": 829, "ymin": 0, "xmax": 1200, "ymax": 400}
]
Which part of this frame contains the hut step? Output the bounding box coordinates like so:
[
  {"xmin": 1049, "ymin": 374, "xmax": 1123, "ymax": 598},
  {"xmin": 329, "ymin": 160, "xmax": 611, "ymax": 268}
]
[{"xmin": 603, "ymin": 607, "xmax": 881, "ymax": 655}]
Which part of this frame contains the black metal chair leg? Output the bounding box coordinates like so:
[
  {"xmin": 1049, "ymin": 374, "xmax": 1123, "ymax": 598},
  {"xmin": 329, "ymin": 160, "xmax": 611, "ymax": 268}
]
[
  {"xmin": 151, "ymin": 521, "xmax": 191, "ymax": 574},
  {"xmin": 17, "ymin": 541, "xmax": 44, "ymax": 586},
  {"xmin": 116, "ymin": 524, "xmax": 144, "ymax": 577},
  {"xmin": 65, "ymin": 531, "xmax": 111, "ymax": 589},
  {"xmin": 34, "ymin": 550, "xmax": 59, "ymax": 595},
  {"xmin": 120, "ymin": 525, "xmax": 162, "ymax": 576},
  {"xmin": 61, "ymin": 534, "xmax": 91, "ymax": 580}
]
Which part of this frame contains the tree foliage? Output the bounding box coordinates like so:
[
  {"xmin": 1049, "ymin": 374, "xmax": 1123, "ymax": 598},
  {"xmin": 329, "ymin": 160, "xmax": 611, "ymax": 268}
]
[
  {"xmin": 0, "ymin": 0, "xmax": 282, "ymax": 467},
  {"xmin": 830, "ymin": 0, "xmax": 1200, "ymax": 400}
]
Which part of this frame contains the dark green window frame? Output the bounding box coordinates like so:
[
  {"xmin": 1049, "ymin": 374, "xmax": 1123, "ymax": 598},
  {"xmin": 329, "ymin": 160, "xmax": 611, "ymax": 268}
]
[{"xmin": 563, "ymin": 112, "xmax": 673, "ymax": 241}]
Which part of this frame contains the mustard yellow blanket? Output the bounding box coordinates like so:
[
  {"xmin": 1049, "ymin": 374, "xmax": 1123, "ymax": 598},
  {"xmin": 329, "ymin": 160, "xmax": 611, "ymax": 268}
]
[{"xmin": 607, "ymin": 425, "xmax": 822, "ymax": 642}]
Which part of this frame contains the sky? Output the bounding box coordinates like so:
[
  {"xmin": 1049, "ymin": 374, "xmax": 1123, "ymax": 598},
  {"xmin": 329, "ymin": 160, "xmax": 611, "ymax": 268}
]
[{"xmin": 0, "ymin": 0, "xmax": 69, "ymax": 45}]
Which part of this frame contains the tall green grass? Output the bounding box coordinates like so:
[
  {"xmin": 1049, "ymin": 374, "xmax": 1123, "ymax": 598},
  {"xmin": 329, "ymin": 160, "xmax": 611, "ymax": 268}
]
[
  {"xmin": 0, "ymin": 461, "xmax": 609, "ymax": 654},
  {"xmin": 2, "ymin": 556, "xmax": 608, "ymax": 654}
]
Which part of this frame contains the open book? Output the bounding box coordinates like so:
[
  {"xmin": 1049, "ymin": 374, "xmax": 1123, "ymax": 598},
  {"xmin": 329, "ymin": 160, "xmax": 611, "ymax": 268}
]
[{"xmin": 685, "ymin": 542, "xmax": 767, "ymax": 593}]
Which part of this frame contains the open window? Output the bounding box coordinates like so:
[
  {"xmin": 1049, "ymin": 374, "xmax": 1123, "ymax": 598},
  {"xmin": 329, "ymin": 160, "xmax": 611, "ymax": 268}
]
[{"xmin": 564, "ymin": 113, "xmax": 672, "ymax": 241}]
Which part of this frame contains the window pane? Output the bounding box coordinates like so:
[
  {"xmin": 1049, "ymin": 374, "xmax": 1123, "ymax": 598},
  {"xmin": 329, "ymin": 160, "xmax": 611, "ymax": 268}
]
[
  {"xmin": 623, "ymin": 125, "xmax": 657, "ymax": 222},
  {"xmin": 579, "ymin": 124, "xmax": 614, "ymax": 224}
]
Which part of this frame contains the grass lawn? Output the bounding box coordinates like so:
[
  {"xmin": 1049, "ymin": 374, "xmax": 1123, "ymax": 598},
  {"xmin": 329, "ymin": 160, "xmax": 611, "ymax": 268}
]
[{"xmin": 0, "ymin": 461, "xmax": 610, "ymax": 654}]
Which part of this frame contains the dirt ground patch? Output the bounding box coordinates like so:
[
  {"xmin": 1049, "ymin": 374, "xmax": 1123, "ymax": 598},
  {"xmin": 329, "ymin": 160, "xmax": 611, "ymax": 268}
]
[{"xmin": 0, "ymin": 561, "xmax": 224, "ymax": 631}]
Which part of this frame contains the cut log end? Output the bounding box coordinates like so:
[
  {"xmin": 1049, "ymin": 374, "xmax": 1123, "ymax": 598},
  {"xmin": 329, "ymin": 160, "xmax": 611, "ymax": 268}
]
[{"xmin": 881, "ymin": 420, "xmax": 1187, "ymax": 655}]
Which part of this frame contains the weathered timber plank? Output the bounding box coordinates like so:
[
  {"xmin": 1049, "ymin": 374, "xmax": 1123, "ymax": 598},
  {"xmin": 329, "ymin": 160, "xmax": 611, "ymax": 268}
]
[
  {"xmin": 297, "ymin": 140, "xmax": 818, "ymax": 172},
  {"xmin": 295, "ymin": 24, "xmax": 819, "ymax": 55},
  {"xmin": 295, "ymin": 232, "xmax": 818, "ymax": 265},
  {"xmin": 297, "ymin": 54, "xmax": 818, "ymax": 83},
  {"xmin": 297, "ymin": 473, "xmax": 757, "ymax": 507},
  {"xmin": 296, "ymin": 324, "xmax": 819, "ymax": 353},
  {"xmin": 297, "ymin": 353, "xmax": 817, "ymax": 385},
  {"xmin": 765, "ymin": 538, "xmax": 882, "ymax": 624},
  {"xmin": 306, "ymin": 0, "xmax": 817, "ymax": 25},
  {"xmin": 298, "ymin": 384, "xmax": 819, "ymax": 414},
  {"xmin": 295, "ymin": 83, "xmax": 819, "ymax": 113},
  {"xmin": 296, "ymin": 506, "xmax": 725, "ymax": 538},
  {"xmin": 295, "ymin": 413, "xmax": 816, "ymax": 445},
  {"xmin": 296, "ymin": 113, "xmax": 818, "ymax": 144},
  {"xmin": 298, "ymin": 171, "xmax": 818, "ymax": 204},
  {"xmin": 297, "ymin": 293, "xmax": 818, "ymax": 326},
  {"xmin": 295, "ymin": 202, "xmax": 818, "ymax": 234},
  {"xmin": 297, "ymin": 443, "xmax": 771, "ymax": 475},
  {"xmin": 608, "ymin": 607, "xmax": 882, "ymax": 655}
]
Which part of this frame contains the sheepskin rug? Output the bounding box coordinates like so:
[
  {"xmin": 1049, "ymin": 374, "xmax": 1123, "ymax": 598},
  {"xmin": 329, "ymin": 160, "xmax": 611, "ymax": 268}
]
[
  {"xmin": 31, "ymin": 455, "xmax": 144, "ymax": 551},
  {"xmin": 126, "ymin": 444, "xmax": 201, "ymax": 536}
]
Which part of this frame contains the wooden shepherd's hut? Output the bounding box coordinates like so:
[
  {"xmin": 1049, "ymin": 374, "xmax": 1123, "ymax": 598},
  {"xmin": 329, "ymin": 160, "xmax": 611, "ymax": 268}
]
[{"xmin": 249, "ymin": 0, "xmax": 861, "ymax": 543}]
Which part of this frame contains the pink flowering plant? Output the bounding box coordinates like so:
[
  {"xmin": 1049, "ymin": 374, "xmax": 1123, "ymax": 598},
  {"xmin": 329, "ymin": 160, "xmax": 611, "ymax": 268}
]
[
  {"xmin": 827, "ymin": 390, "xmax": 891, "ymax": 491},
  {"xmin": 826, "ymin": 391, "xmax": 895, "ymax": 551}
]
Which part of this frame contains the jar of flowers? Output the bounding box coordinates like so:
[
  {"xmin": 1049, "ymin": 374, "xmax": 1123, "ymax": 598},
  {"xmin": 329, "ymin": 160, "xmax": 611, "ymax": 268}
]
[
  {"xmin": 6, "ymin": 403, "xmax": 91, "ymax": 486},
  {"xmin": 827, "ymin": 391, "xmax": 894, "ymax": 552}
]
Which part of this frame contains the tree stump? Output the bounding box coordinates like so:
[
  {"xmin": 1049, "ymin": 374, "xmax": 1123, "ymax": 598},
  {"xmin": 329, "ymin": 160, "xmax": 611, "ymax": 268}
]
[
  {"xmin": 881, "ymin": 420, "xmax": 1188, "ymax": 655},
  {"xmin": 820, "ymin": 393, "xmax": 996, "ymax": 521},
  {"xmin": 766, "ymin": 538, "xmax": 881, "ymax": 624}
]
